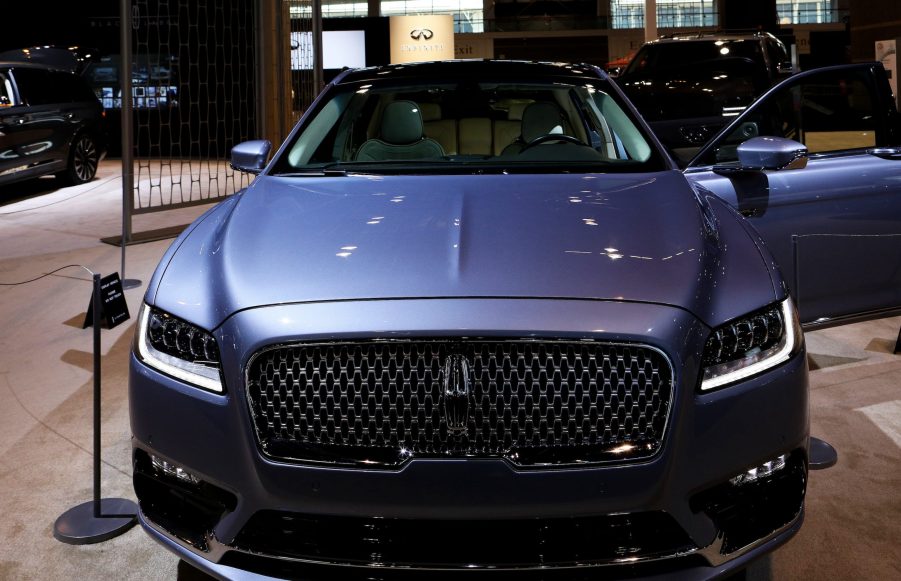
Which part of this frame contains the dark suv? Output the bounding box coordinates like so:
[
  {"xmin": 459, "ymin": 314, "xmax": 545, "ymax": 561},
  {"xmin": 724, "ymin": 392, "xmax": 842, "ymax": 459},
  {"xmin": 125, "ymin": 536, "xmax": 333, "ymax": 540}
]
[
  {"xmin": 0, "ymin": 62, "xmax": 106, "ymax": 187},
  {"xmin": 617, "ymin": 32, "xmax": 791, "ymax": 163}
]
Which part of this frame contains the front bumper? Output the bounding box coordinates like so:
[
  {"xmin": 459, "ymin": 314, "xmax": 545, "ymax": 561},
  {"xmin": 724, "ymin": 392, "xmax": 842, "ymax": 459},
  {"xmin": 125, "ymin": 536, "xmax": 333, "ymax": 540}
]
[
  {"xmin": 139, "ymin": 509, "xmax": 804, "ymax": 581},
  {"xmin": 130, "ymin": 298, "xmax": 809, "ymax": 579}
]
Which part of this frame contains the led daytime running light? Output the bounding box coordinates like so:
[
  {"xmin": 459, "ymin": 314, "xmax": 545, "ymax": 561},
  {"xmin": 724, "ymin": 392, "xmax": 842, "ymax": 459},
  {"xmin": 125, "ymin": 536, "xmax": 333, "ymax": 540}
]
[
  {"xmin": 701, "ymin": 298, "xmax": 799, "ymax": 391},
  {"xmin": 729, "ymin": 454, "xmax": 788, "ymax": 486},
  {"xmin": 151, "ymin": 454, "xmax": 201, "ymax": 485}
]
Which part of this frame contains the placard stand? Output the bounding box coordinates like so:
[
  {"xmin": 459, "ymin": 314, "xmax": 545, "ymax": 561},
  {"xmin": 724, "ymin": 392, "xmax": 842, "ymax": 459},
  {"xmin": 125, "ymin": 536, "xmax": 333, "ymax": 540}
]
[{"xmin": 54, "ymin": 273, "xmax": 137, "ymax": 544}]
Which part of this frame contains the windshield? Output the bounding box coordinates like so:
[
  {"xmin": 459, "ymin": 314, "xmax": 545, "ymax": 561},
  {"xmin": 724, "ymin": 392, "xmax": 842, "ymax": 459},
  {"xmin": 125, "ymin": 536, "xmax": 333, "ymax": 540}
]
[
  {"xmin": 270, "ymin": 77, "xmax": 665, "ymax": 174},
  {"xmin": 623, "ymin": 39, "xmax": 769, "ymax": 78},
  {"xmin": 617, "ymin": 40, "xmax": 771, "ymax": 122}
]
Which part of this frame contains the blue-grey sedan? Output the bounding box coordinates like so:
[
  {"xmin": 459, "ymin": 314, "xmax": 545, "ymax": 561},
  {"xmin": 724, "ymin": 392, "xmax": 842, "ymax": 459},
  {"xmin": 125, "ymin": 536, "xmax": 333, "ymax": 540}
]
[{"xmin": 130, "ymin": 60, "xmax": 900, "ymax": 580}]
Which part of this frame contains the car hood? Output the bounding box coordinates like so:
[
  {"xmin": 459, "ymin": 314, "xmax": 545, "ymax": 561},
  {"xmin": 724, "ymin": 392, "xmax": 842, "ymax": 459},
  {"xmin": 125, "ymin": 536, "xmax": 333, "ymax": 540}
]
[{"xmin": 151, "ymin": 171, "xmax": 777, "ymax": 329}]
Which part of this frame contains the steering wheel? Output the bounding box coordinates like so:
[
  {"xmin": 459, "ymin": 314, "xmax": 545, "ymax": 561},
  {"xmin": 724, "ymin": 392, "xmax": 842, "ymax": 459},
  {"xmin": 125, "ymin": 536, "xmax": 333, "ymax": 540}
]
[{"xmin": 520, "ymin": 133, "xmax": 584, "ymax": 151}]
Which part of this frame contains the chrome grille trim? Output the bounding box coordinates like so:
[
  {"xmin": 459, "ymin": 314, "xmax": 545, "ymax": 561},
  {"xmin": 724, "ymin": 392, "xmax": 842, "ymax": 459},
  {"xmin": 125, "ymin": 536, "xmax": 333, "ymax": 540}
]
[{"xmin": 244, "ymin": 339, "xmax": 674, "ymax": 468}]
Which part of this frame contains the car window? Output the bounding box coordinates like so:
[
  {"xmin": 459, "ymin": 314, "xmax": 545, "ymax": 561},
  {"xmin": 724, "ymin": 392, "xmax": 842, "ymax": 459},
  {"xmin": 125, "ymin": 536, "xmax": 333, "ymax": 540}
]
[
  {"xmin": 765, "ymin": 39, "xmax": 789, "ymax": 74},
  {"xmin": 698, "ymin": 67, "xmax": 881, "ymax": 165},
  {"xmin": 0, "ymin": 70, "xmax": 14, "ymax": 107},
  {"xmin": 10, "ymin": 68, "xmax": 97, "ymax": 107},
  {"xmin": 51, "ymin": 71, "xmax": 98, "ymax": 103},
  {"xmin": 11, "ymin": 68, "xmax": 56, "ymax": 106},
  {"xmin": 617, "ymin": 39, "xmax": 773, "ymax": 125},
  {"xmin": 272, "ymin": 78, "xmax": 664, "ymax": 174},
  {"xmin": 624, "ymin": 39, "xmax": 768, "ymax": 79}
]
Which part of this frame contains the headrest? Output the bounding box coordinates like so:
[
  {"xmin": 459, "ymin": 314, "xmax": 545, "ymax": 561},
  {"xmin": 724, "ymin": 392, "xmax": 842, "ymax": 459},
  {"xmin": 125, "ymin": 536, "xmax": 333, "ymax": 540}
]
[
  {"xmin": 507, "ymin": 102, "xmax": 530, "ymax": 121},
  {"xmin": 521, "ymin": 102, "xmax": 565, "ymax": 143},
  {"xmin": 418, "ymin": 102, "xmax": 442, "ymax": 122},
  {"xmin": 381, "ymin": 100, "xmax": 424, "ymax": 145}
]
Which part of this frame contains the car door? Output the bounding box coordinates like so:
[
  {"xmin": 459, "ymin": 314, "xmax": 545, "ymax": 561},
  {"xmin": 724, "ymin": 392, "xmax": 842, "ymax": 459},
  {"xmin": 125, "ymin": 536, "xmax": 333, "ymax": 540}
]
[
  {"xmin": 0, "ymin": 66, "xmax": 41, "ymax": 181},
  {"xmin": 5, "ymin": 67, "xmax": 70, "ymax": 175},
  {"xmin": 684, "ymin": 63, "xmax": 901, "ymax": 328}
]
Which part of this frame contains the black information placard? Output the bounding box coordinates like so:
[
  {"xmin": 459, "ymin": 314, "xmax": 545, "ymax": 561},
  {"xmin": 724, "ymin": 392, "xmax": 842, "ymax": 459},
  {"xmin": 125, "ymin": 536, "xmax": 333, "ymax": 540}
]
[{"xmin": 83, "ymin": 272, "xmax": 131, "ymax": 330}]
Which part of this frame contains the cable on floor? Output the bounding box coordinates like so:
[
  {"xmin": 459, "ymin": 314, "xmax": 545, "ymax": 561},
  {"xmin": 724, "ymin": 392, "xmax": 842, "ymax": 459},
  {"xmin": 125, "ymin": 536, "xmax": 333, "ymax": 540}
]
[{"xmin": 0, "ymin": 264, "xmax": 94, "ymax": 286}]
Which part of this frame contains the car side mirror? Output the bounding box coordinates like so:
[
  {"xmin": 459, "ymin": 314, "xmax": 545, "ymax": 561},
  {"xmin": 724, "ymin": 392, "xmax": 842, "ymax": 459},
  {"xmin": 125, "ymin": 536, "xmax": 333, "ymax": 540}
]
[
  {"xmin": 736, "ymin": 136, "xmax": 808, "ymax": 171},
  {"xmin": 777, "ymin": 61, "xmax": 794, "ymax": 75},
  {"xmin": 231, "ymin": 140, "xmax": 272, "ymax": 174}
]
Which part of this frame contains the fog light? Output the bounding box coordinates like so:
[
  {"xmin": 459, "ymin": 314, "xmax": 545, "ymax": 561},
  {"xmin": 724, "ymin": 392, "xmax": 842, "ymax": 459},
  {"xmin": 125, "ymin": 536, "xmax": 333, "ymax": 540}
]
[
  {"xmin": 729, "ymin": 454, "xmax": 787, "ymax": 486},
  {"xmin": 151, "ymin": 454, "xmax": 200, "ymax": 485}
]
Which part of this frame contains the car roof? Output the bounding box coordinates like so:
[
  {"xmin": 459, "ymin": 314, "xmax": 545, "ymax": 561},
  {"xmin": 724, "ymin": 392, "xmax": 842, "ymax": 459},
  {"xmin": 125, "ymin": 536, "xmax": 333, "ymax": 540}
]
[
  {"xmin": 0, "ymin": 60, "xmax": 74, "ymax": 73},
  {"xmin": 334, "ymin": 59, "xmax": 606, "ymax": 85},
  {"xmin": 645, "ymin": 31, "xmax": 780, "ymax": 45}
]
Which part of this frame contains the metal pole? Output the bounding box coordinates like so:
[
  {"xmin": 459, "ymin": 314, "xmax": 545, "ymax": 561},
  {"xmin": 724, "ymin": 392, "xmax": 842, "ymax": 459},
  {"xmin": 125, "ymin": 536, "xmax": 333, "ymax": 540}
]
[
  {"xmin": 644, "ymin": 0, "xmax": 657, "ymax": 43},
  {"xmin": 275, "ymin": 0, "xmax": 287, "ymax": 139},
  {"xmin": 312, "ymin": 0, "xmax": 324, "ymax": 94},
  {"xmin": 92, "ymin": 274, "xmax": 102, "ymax": 518},
  {"xmin": 120, "ymin": 0, "xmax": 141, "ymax": 290},
  {"xmin": 121, "ymin": 0, "xmax": 134, "ymax": 250},
  {"xmin": 254, "ymin": 0, "xmax": 266, "ymax": 140}
]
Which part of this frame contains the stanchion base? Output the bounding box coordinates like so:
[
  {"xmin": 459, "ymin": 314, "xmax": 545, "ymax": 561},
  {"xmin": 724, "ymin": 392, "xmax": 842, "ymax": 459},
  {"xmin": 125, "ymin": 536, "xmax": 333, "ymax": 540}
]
[
  {"xmin": 809, "ymin": 436, "xmax": 838, "ymax": 470},
  {"xmin": 122, "ymin": 278, "xmax": 142, "ymax": 290},
  {"xmin": 53, "ymin": 498, "xmax": 138, "ymax": 545}
]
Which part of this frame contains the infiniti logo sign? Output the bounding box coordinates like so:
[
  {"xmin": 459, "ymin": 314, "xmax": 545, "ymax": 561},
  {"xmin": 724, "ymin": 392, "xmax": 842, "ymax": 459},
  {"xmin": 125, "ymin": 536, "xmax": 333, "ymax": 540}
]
[
  {"xmin": 442, "ymin": 354, "xmax": 471, "ymax": 435},
  {"xmin": 410, "ymin": 28, "xmax": 434, "ymax": 40}
]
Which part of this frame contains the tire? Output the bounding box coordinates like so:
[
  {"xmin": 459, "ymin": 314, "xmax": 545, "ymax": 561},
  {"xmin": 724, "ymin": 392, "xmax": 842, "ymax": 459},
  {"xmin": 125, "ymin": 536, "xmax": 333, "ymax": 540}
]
[{"xmin": 60, "ymin": 133, "xmax": 99, "ymax": 185}]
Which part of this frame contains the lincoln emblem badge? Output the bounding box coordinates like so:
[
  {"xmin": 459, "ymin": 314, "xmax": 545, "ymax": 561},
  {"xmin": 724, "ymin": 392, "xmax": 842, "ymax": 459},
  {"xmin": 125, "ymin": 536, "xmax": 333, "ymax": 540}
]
[{"xmin": 443, "ymin": 354, "xmax": 471, "ymax": 435}]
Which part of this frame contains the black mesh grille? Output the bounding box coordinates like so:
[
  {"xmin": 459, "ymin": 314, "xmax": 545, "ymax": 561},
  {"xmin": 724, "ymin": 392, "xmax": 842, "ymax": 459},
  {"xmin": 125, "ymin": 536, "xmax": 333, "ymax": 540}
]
[{"xmin": 245, "ymin": 341, "xmax": 673, "ymax": 467}]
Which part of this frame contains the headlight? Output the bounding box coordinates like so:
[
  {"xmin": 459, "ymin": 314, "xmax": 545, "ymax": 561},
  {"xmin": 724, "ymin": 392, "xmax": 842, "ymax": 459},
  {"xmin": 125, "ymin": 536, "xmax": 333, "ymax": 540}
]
[
  {"xmin": 700, "ymin": 298, "xmax": 801, "ymax": 391},
  {"xmin": 135, "ymin": 303, "xmax": 223, "ymax": 392}
]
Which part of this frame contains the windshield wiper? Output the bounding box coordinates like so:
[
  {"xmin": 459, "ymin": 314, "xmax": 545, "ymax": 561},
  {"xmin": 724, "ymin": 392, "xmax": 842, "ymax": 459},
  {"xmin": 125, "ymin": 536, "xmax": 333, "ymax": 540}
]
[{"xmin": 271, "ymin": 167, "xmax": 348, "ymax": 177}]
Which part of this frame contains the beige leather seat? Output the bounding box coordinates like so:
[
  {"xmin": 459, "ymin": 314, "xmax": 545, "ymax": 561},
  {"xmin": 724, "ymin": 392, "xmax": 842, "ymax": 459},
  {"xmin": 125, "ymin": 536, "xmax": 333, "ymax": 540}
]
[
  {"xmin": 493, "ymin": 102, "xmax": 530, "ymax": 155},
  {"xmin": 501, "ymin": 102, "xmax": 568, "ymax": 156},
  {"xmin": 420, "ymin": 103, "xmax": 458, "ymax": 155},
  {"xmin": 458, "ymin": 117, "xmax": 493, "ymax": 156}
]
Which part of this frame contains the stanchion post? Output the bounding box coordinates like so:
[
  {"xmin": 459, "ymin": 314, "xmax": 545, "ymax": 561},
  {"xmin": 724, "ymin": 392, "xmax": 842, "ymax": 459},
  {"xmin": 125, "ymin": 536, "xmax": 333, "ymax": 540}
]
[
  {"xmin": 53, "ymin": 272, "xmax": 138, "ymax": 544},
  {"xmin": 93, "ymin": 273, "xmax": 102, "ymax": 518}
]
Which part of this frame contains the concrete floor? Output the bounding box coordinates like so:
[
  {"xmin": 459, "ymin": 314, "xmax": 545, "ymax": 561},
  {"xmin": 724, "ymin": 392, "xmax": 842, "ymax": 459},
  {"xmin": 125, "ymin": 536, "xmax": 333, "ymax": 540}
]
[{"xmin": 0, "ymin": 161, "xmax": 899, "ymax": 580}]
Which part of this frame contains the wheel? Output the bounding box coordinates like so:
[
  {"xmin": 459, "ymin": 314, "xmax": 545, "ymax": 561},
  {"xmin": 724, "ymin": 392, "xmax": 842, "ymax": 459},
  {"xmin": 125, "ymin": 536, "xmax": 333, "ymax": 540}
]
[
  {"xmin": 60, "ymin": 133, "xmax": 99, "ymax": 185},
  {"xmin": 520, "ymin": 133, "xmax": 584, "ymax": 151}
]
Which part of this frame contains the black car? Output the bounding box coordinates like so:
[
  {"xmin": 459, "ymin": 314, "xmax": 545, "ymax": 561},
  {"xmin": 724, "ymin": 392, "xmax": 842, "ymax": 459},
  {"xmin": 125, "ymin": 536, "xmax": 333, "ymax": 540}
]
[
  {"xmin": 617, "ymin": 32, "xmax": 791, "ymax": 163},
  {"xmin": 0, "ymin": 62, "xmax": 106, "ymax": 187}
]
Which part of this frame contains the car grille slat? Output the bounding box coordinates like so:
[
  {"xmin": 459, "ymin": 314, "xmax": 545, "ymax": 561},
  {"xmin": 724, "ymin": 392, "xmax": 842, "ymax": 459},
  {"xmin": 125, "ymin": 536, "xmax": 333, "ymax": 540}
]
[{"xmin": 245, "ymin": 340, "xmax": 673, "ymax": 467}]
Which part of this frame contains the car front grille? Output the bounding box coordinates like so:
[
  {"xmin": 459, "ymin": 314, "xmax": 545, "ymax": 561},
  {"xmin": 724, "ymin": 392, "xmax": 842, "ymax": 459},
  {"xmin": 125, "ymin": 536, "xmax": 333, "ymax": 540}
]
[{"xmin": 245, "ymin": 340, "xmax": 673, "ymax": 467}]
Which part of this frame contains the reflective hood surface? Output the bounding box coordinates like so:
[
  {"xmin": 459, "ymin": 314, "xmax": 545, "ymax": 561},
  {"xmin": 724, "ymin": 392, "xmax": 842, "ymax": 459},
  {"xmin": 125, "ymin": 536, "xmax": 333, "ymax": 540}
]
[{"xmin": 153, "ymin": 171, "xmax": 777, "ymax": 329}]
